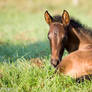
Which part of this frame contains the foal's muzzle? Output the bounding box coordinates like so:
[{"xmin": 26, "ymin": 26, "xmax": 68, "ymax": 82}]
[{"xmin": 51, "ymin": 59, "xmax": 60, "ymax": 67}]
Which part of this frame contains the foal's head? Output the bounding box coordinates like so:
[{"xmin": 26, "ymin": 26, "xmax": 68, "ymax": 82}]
[{"xmin": 44, "ymin": 10, "xmax": 70, "ymax": 67}]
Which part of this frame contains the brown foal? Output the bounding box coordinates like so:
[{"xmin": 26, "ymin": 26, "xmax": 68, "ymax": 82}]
[{"xmin": 44, "ymin": 10, "xmax": 92, "ymax": 79}]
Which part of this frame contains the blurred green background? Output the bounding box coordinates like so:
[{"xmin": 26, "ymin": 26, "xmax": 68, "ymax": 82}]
[{"xmin": 0, "ymin": 0, "xmax": 91, "ymax": 60}]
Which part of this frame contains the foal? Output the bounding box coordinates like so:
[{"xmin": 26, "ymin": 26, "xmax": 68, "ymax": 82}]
[{"xmin": 44, "ymin": 10, "xmax": 92, "ymax": 79}]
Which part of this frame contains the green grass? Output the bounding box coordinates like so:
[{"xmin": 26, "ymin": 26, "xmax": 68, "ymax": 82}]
[{"xmin": 0, "ymin": 0, "xmax": 92, "ymax": 92}]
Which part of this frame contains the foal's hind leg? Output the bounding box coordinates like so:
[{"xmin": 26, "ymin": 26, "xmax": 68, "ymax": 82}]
[{"xmin": 76, "ymin": 74, "xmax": 92, "ymax": 83}]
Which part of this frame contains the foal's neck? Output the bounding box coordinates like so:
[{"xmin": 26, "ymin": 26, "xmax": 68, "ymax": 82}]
[
  {"xmin": 65, "ymin": 26, "xmax": 80, "ymax": 53},
  {"xmin": 66, "ymin": 25, "xmax": 92, "ymax": 53},
  {"xmin": 72, "ymin": 26, "xmax": 92, "ymax": 48}
]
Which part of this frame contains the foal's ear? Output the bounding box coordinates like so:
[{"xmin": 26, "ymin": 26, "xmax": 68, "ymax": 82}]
[
  {"xmin": 62, "ymin": 10, "xmax": 70, "ymax": 26},
  {"xmin": 44, "ymin": 10, "xmax": 53, "ymax": 25}
]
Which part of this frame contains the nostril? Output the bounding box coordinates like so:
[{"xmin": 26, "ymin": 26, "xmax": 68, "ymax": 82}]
[
  {"xmin": 51, "ymin": 59, "xmax": 60, "ymax": 67},
  {"xmin": 57, "ymin": 60, "xmax": 60, "ymax": 65}
]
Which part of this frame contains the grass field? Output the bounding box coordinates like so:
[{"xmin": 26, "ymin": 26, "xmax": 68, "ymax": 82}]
[{"xmin": 0, "ymin": 0, "xmax": 92, "ymax": 92}]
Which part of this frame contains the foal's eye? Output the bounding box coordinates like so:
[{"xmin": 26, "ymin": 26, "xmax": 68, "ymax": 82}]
[
  {"xmin": 54, "ymin": 31, "xmax": 57, "ymax": 36},
  {"xmin": 48, "ymin": 35, "xmax": 50, "ymax": 39},
  {"xmin": 48, "ymin": 32, "xmax": 51, "ymax": 39}
]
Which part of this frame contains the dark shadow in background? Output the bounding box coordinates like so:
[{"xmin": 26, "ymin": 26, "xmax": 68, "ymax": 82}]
[{"xmin": 0, "ymin": 40, "xmax": 50, "ymax": 62}]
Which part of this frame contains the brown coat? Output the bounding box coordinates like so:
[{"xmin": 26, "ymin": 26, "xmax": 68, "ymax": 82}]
[{"xmin": 57, "ymin": 44, "xmax": 92, "ymax": 78}]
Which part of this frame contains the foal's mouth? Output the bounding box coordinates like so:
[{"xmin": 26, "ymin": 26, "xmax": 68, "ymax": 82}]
[
  {"xmin": 50, "ymin": 44, "xmax": 64, "ymax": 67},
  {"xmin": 51, "ymin": 58, "xmax": 61, "ymax": 67}
]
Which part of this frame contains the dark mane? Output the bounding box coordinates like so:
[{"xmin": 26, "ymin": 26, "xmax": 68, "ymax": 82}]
[
  {"xmin": 53, "ymin": 15, "xmax": 83, "ymax": 28},
  {"xmin": 53, "ymin": 15, "xmax": 92, "ymax": 38},
  {"xmin": 53, "ymin": 15, "xmax": 62, "ymax": 23},
  {"xmin": 70, "ymin": 18, "xmax": 92, "ymax": 38},
  {"xmin": 70, "ymin": 18, "xmax": 83, "ymax": 28}
]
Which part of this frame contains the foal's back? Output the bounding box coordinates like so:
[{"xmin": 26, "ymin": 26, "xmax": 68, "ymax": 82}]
[{"xmin": 57, "ymin": 45, "xmax": 92, "ymax": 78}]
